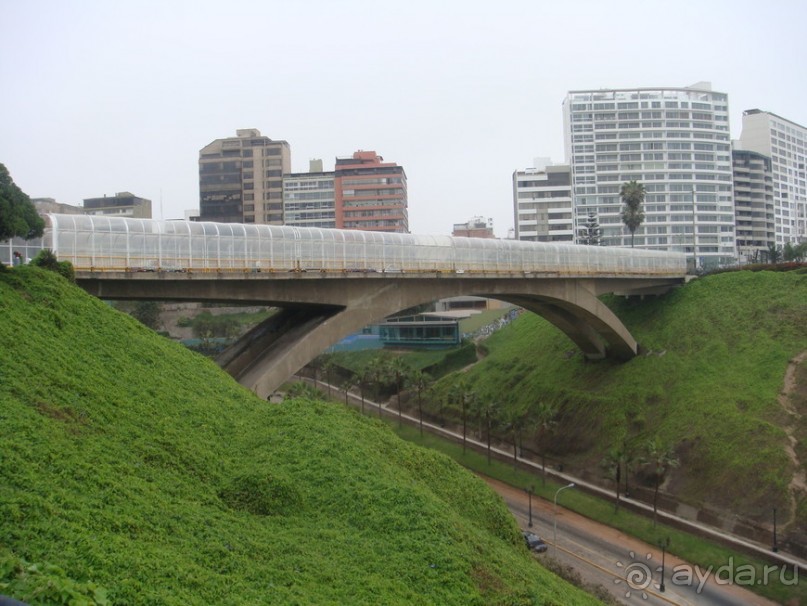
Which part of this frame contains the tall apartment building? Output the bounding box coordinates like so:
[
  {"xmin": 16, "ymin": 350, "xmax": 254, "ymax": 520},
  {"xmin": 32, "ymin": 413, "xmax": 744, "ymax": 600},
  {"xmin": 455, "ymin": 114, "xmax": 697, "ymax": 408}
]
[
  {"xmin": 563, "ymin": 83, "xmax": 736, "ymax": 268},
  {"xmin": 738, "ymin": 110, "xmax": 807, "ymax": 245},
  {"xmin": 83, "ymin": 192, "xmax": 152, "ymax": 218},
  {"xmin": 198, "ymin": 129, "xmax": 291, "ymax": 224},
  {"xmin": 731, "ymin": 146, "xmax": 775, "ymax": 261},
  {"xmin": 334, "ymin": 151, "xmax": 408, "ymax": 232},
  {"xmin": 283, "ymin": 160, "xmax": 336, "ymax": 229},
  {"xmin": 512, "ymin": 159, "xmax": 573, "ymax": 242}
]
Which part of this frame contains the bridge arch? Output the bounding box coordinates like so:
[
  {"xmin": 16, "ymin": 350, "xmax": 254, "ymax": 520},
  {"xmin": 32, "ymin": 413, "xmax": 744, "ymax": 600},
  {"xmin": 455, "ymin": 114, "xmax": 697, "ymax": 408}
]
[{"xmin": 218, "ymin": 278, "xmax": 640, "ymax": 399}]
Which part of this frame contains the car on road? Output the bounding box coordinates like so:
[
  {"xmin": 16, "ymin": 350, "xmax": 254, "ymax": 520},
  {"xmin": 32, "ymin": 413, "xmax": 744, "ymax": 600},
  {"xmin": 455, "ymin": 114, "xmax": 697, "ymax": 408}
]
[{"xmin": 522, "ymin": 531, "xmax": 548, "ymax": 553}]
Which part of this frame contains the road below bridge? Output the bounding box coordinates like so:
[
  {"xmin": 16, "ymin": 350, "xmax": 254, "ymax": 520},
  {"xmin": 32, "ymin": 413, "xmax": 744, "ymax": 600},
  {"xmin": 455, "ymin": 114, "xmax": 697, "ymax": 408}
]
[{"xmin": 483, "ymin": 476, "xmax": 779, "ymax": 606}]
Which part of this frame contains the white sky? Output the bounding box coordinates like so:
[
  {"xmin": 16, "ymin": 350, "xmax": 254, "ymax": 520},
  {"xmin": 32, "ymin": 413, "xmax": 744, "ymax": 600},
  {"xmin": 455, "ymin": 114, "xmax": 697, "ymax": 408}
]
[{"xmin": 2, "ymin": 0, "xmax": 806, "ymax": 237}]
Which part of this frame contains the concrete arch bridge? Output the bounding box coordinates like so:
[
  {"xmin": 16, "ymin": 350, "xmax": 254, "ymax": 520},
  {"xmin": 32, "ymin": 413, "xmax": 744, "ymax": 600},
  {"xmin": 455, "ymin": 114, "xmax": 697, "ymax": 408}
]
[{"xmin": 43, "ymin": 214, "xmax": 687, "ymax": 398}]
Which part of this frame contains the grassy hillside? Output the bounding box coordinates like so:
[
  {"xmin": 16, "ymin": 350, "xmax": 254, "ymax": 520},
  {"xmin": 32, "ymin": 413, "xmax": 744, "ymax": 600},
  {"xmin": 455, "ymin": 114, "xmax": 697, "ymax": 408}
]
[
  {"xmin": 432, "ymin": 270, "xmax": 807, "ymax": 525},
  {"xmin": 0, "ymin": 267, "xmax": 598, "ymax": 605}
]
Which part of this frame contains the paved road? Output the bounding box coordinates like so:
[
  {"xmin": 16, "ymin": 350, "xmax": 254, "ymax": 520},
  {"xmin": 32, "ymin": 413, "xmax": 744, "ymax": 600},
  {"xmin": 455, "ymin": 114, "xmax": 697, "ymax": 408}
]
[{"xmin": 483, "ymin": 476, "xmax": 779, "ymax": 606}]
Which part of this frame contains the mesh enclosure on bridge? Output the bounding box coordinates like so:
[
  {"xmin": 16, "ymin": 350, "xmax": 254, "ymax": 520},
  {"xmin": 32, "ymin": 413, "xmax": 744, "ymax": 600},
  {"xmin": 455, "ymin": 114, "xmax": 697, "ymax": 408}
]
[{"xmin": 43, "ymin": 214, "xmax": 686, "ymax": 276}]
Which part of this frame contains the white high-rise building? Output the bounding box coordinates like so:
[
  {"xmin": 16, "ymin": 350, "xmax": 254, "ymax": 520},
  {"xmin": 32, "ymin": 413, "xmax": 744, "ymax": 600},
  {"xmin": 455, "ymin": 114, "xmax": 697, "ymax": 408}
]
[
  {"xmin": 512, "ymin": 158, "xmax": 573, "ymax": 242},
  {"xmin": 283, "ymin": 160, "xmax": 336, "ymax": 229},
  {"xmin": 562, "ymin": 82, "xmax": 737, "ymax": 269},
  {"xmin": 738, "ymin": 110, "xmax": 807, "ymax": 245}
]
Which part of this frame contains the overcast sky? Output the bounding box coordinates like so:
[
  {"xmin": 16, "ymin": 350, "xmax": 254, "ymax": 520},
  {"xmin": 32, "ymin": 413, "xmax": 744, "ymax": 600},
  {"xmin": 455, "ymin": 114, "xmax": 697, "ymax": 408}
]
[{"xmin": 2, "ymin": 0, "xmax": 806, "ymax": 236}]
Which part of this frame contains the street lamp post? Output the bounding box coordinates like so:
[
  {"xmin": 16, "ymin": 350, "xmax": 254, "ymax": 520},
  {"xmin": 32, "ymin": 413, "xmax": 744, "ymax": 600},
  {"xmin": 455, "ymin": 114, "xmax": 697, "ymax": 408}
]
[
  {"xmin": 658, "ymin": 537, "xmax": 670, "ymax": 592},
  {"xmin": 525, "ymin": 486, "xmax": 534, "ymax": 527},
  {"xmin": 773, "ymin": 508, "xmax": 779, "ymax": 552},
  {"xmin": 552, "ymin": 482, "xmax": 575, "ymax": 551}
]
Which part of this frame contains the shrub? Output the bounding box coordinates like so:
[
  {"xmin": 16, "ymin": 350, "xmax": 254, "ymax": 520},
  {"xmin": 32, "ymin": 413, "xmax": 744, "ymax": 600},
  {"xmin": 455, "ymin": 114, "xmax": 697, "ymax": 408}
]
[
  {"xmin": 31, "ymin": 249, "xmax": 75, "ymax": 282},
  {"xmin": 0, "ymin": 550, "xmax": 109, "ymax": 606},
  {"xmin": 218, "ymin": 471, "xmax": 303, "ymax": 516}
]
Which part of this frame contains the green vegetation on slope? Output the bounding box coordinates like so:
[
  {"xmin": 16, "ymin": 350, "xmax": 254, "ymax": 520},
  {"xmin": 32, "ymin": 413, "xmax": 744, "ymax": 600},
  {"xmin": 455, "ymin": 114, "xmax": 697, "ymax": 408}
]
[
  {"xmin": 434, "ymin": 271, "xmax": 807, "ymax": 522},
  {"xmin": 0, "ymin": 267, "xmax": 597, "ymax": 605}
]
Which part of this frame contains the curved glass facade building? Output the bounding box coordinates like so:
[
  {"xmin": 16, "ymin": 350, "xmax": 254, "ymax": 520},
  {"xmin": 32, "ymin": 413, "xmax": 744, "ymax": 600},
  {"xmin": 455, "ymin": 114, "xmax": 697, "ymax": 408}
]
[{"xmin": 563, "ymin": 83, "xmax": 737, "ymax": 269}]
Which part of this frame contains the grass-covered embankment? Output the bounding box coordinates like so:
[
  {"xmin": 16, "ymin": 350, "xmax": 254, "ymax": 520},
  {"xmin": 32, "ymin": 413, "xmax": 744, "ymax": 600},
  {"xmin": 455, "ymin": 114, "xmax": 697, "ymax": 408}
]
[
  {"xmin": 0, "ymin": 266, "xmax": 597, "ymax": 605},
  {"xmin": 435, "ymin": 270, "xmax": 807, "ymax": 521}
]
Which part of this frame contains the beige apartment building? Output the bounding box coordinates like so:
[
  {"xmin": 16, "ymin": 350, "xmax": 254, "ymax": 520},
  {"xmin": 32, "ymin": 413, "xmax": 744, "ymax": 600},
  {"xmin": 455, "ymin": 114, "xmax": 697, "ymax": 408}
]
[{"xmin": 198, "ymin": 129, "xmax": 291, "ymax": 224}]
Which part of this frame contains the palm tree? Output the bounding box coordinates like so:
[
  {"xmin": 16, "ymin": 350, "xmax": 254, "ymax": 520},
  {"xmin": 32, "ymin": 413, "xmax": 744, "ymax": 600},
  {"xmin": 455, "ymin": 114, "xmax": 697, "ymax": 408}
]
[
  {"xmin": 622, "ymin": 439, "xmax": 638, "ymax": 498},
  {"xmin": 409, "ymin": 369, "xmax": 431, "ymax": 436},
  {"xmin": 474, "ymin": 398, "xmax": 499, "ymax": 465},
  {"xmin": 533, "ymin": 402, "xmax": 558, "ymax": 487},
  {"xmin": 386, "ymin": 356, "xmax": 411, "ymax": 428},
  {"xmin": 601, "ymin": 446, "xmax": 624, "ymax": 513},
  {"xmin": 456, "ymin": 379, "xmax": 476, "ymax": 454},
  {"xmin": 321, "ymin": 356, "xmax": 336, "ymax": 400},
  {"xmin": 500, "ymin": 405, "xmax": 527, "ymax": 470},
  {"xmin": 342, "ymin": 374, "xmax": 357, "ymax": 407},
  {"xmin": 620, "ymin": 180, "xmax": 646, "ymax": 248},
  {"xmin": 644, "ymin": 438, "xmax": 680, "ymax": 526},
  {"xmin": 365, "ymin": 357, "xmax": 389, "ymax": 418},
  {"xmin": 437, "ymin": 389, "xmax": 449, "ymax": 428},
  {"xmin": 357, "ymin": 364, "xmax": 376, "ymax": 415}
]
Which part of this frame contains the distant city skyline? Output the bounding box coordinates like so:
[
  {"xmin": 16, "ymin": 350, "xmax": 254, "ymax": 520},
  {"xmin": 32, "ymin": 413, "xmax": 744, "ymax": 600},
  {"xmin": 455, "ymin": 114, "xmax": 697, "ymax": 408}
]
[{"xmin": 2, "ymin": 0, "xmax": 806, "ymax": 237}]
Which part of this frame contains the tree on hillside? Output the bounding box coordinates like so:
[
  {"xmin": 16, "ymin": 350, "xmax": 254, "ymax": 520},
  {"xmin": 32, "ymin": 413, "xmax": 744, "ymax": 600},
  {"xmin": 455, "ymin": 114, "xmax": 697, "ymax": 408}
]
[
  {"xmin": 766, "ymin": 243, "xmax": 783, "ymax": 264},
  {"xmin": 386, "ymin": 356, "xmax": 412, "ymax": 428},
  {"xmin": 132, "ymin": 301, "xmax": 162, "ymax": 331},
  {"xmin": 342, "ymin": 373, "xmax": 357, "ymax": 407},
  {"xmin": 578, "ymin": 210, "xmax": 602, "ymax": 246},
  {"xmin": 473, "ymin": 397, "xmax": 499, "ymax": 465},
  {"xmin": 644, "ymin": 438, "xmax": 680, "ymax": 527},
  {"xmin": 620, "ymin": 180, "xmax": 646, "ymax": 248},
  {"xmin": 436, "ymin": 388, "xmax": 451, "ymax": 427},
  {"xmin": 357, "ymin": 363, "xmax": 378, "ymax": 415},
  {"xmin": 500, "ymin": 405, "xmax": 529, "ymax": 470},
  {"xmin": 601, "ymin": 446, "xmax": 624, "ymax": 513},
  {"xmin": 456, "ymin": 380, "xmax": 477, "ymax": 454},
  {"xmin": 533, "ymin": 402, "xmax": 558, "ymax": 487},
  {"xmin": 365, "ymin": 357, "xmax": 390, "ymax": 417},
  {"xmin": 783, "ymin": 241, "xmax": 806, "ymax": 262},
  {"xmin": 0, "ymin": 163, "xmax": 45, "ymax": 243},
  {"xmin": 621, "ymin": 439, "xmax": 639, "ymax": 498},
  {"xmin": 409, "ymin": 369, "xmax": 431, "ymax": 436},
  {"xmin": 321, "ymin": 356, "xmax": 336, "ymax": 399}
]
